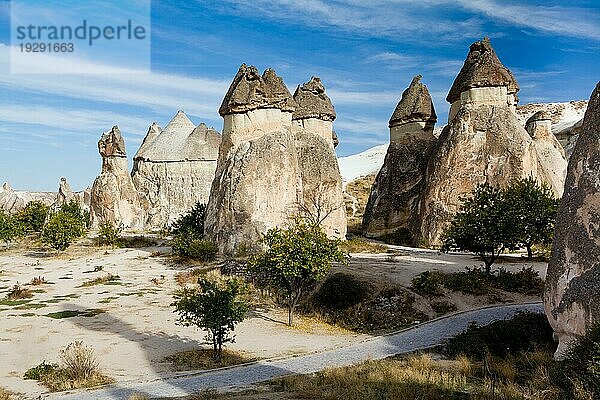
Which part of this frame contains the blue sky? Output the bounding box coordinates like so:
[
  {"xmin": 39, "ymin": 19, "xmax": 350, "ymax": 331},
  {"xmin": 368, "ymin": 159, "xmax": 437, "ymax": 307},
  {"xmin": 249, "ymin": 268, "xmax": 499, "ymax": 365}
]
[{"xmin": 0, "ymin": 0, "xmax": 599, "ymax": 191}]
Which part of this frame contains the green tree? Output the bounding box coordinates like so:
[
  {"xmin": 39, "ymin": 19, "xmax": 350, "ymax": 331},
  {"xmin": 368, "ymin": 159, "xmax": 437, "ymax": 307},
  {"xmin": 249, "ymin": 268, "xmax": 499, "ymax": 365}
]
[
  {"xmin": 248, "ymin": 219, "xmax": 348, "ymax": 326},
  {"xmin": 98, "ymin": 220, "xmax": 124, "ymax": 249},
  {"xmin": 442, "ymin": 183, "xmax": 515, "ymax": 274},
  {"xmin": 0, "ymin": 209, "xmax": 24, "ymax": 247},
  {"xmin": 59, "ymin": 200, "xmax": 90, "ymax": 228},
  {"xmin": 172, "ymin": 277, "xmax": 248, "ymax": 363},
  {"xmin": 171, "ymin": 202, "xmax": 206, "ymax": 236},
  {"xmin": 41, "ymin": 208, "xmax": 87, "ymax": 253},
  {"xmin": 504, "ymin": 177, "xmax": 560, "ymax": 259},
  {"xmin": 17, "ymin": 201, "xmax": 49, "ymax": 233}
]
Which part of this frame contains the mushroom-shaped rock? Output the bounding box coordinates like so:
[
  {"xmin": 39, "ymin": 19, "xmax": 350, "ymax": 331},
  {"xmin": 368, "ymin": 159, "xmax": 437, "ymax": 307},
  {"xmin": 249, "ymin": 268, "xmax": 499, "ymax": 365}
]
[
  {"xmin": 447, "ymin": 37, "xmax": 519, "ymax": 104},
  {"xmin": 362, "ymin": 75, "xmax": 437, "ymax": 241},
  {"xmin": 292, "ymin": 76, "xmax": 336, "ymax": 122},
  {"xmin": 389, "ymin": 75, "xmax": 437, "ymax": 128},
  {"xmin": 219, "ymin": 64, "xmax": 296, "ymax": 116},
  {"xmin": 544, "ymin": 82, "xmax": 600, "ymax": 359}
]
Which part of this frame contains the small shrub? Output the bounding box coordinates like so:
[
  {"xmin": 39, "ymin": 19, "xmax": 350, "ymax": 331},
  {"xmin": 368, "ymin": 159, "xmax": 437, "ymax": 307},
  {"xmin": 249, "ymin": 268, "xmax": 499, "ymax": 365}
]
[
  {"xmin": 81, "ymin": 273, "xmax": 120, "ymax": 287},
  {"xmin": 59, "ymin": 341, "xmax": 99, "ymax": 381},
  {"xmin": 562, "ymin": 323, "xmax": 600, "ymax": 397},
  {"xmin": 442, "ymin": 267, "xmax": 491, "ymax": 295},
  {"xmin": 430, "ymin": 299, "xmax": 458, "ymax": 314},
  {"xmin": 172, "ymin": 236, "xmax": 218, "ymax": 261},
  {"xmin": 310, "ymin": 272, "xmax": 374, "ymax": 310},
  {"xmin": 494, "ymin": 267, "xmax": 544, "ymax": 295},
  {"xmin": 97, "ymin": 220, "xmax": 123, "ymax": 248},
  {"xmin": 30, "ymin": 276, "xmax": 48, "ymax": 285},
  {"xmin": 411, "ymin": 271, "xmax": 444, "ymax": 297},
  {"xmin": 171, "ymin": 202, "xmax": 206, "ymax": 237},
  {"xmin": 444, "ymin": 312, "xmax": 555, "ymax": 360},
  {"xmin": 24, "ymin": 361, "xmax": 57, "ymax": 380},
  {"xmin": 7, "ymin": 283, "xmax": 33, "ymax": 300}
]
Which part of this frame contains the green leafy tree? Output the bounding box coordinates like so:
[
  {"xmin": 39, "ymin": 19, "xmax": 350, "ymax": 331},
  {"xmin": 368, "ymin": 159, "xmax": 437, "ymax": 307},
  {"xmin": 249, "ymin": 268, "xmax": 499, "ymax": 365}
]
[
  {"xmin": 248, "ymin": 219, "xmax": 348, "ymax": 326},
  {"xmin": 17, "ymin": 201, "xmax": 49, "ymax": 233},
  {"xmin": 41, "ymin": 206, "xmax": 87, "ymax": 253},
  {"xmin": 98, "ymin": 220, "xmax": 124, "ymax": 249},
  {"xmin": 171, "ymin": 202, "xmax": 206, "ymax": 236},
  {"xmin": 0, "ymin": 209, "xmax": 24, "ymax": 247},
  {"xmin": 59, "ymin": 200, "xmax": 90, "ymax": 228},
  {"xmin": 504, "ymin": 177, "xmax": 560, "ymax": 259},
  {"xmin": 172, "ymin": 277, "xmax": 248, "ymax": 363},
  {"xmin": 442, "ymin": 183, "xmax": 515, "ymax": 274}
]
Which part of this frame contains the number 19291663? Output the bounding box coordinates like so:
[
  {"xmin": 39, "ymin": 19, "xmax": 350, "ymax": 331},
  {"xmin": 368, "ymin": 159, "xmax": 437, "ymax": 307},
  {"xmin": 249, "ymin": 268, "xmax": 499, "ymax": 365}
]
[{"xmin": 19, "ymin": 43, "xmax": 74, "ymax": 52}]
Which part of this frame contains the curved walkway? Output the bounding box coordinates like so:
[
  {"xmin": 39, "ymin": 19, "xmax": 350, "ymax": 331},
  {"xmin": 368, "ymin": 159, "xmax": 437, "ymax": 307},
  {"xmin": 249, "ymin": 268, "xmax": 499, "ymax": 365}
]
[{"xmin": 49, "ymin": 302, "xmax": 543, "ymax": 400}]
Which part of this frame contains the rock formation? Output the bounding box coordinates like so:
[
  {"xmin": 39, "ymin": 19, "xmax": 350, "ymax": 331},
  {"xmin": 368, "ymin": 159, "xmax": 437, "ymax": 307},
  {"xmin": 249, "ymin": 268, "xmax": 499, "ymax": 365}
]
[
  {"xmin": 206, "ymin": 65, "xmax": 301, "ymax": 253},
  {"xmin": 292, "ymin": 77, "xmax": 347, "ymax": 239},
  {"xmin": 362, "ymin": 75, "xmax": 437, "ymax": 243},
  {"xmin": 525, "ymin": 111, "xmax": 567, "ymax": 196},
  {"xmin": 544, "ymin": 82, "xmax": 600, "ymax": 359},
  {"xmin": 51, "ymin": 177, "xmax": 90, "ymax": 211},
  {"xmin": 417, "ymin": 38, "xmax": 553, "ymax": 246},
  {"xmin": 206, "ymin": 65, "xmax": 346, "ymax": 253},
  {"xmin": 0, "ymin": 182, "xmax": 55, "ymax": 213},
  {"xmin": 90, "ymin": 126, "xmax": 144, "ymax": 229},
  {"xmin": 131, "ymin": 111, "xmax": 221, "ymax": 228}
]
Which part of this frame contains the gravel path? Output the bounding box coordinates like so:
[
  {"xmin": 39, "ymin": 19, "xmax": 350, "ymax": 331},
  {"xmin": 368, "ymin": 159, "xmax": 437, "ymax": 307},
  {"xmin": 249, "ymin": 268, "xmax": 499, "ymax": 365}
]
[{"xmin": 48, "ymin": 302, "xmax": 543, "ymax": 400}]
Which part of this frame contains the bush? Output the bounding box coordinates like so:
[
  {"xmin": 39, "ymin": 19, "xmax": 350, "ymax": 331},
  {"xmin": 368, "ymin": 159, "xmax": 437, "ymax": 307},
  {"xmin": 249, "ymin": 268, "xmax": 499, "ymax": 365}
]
[
  {"xmin": 562, "ymin": 323, "xmax": 600, "ymax": 397},
  {"xmin": 494, "ymin": 266, "xmax": 544, "ymax": 295},
  {"xmin": 411, "ymin": 271, "xmax": 444, "ymax": 297},
  {"xmin": 171, "ymin": 202, "xmax": 206, "ymax": 237},
  {"xmin": 41, "ymin": 206, "xmax": 87, "ymax": 252},
  {"xmin": 172, "ymin": 236, "xmax": 218, "ymax": 261},
  {"xmin": 442, "ymin": 267, "xmax": 491, "ymax": 295},
  {"xmin": 311, "ymin": 272, "xmax": 374, "ymax": 310},
  {"xmin": 17, "ymin": 201, "xmax": 49, "ymax": 233},
  {"xmin": 97, "ymin": 220, "xmax": 123, "ymax": 248},
  {"xmin": 444, "ymin": 312, "xmax": 555, "ymax": 360},
  {"xmin": 59, "ymin": 341, "xmax": 99, "ymax": 381},
  {"xmin": 0, "ymin": 209, "xmax": 23, "ymax": 246},
  {"xmin": 7, "ymin": 283, "xmax": 33, "ymax": 300},
  {"xmin": 24, "ymin": 361, "xmax": 58, "ymax": 380}
]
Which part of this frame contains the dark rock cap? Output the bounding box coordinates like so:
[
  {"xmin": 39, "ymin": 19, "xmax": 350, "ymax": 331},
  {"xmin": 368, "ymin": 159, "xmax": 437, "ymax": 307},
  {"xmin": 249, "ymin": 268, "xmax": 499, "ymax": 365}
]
[
  {"xmin": 292, "ymin": 76, "xmax": 336, "ymax": 121},
  {"xmin": 218, "ymin": 64, "xmax": 297, "ymax": 116},
  {"xmin": 389, "ymin": 75, "xmax": 437, "ymax": 128},
  {"xmin": 98, "ymin": 126, "xmax": 126, "ymax": 157},
  {"xmin": 526, "ymin": 110, "xmax": 552, "ymax": 126},
  {"xmin": 446, "ymin": 37, "xmax": 519, "ymax": 103}
]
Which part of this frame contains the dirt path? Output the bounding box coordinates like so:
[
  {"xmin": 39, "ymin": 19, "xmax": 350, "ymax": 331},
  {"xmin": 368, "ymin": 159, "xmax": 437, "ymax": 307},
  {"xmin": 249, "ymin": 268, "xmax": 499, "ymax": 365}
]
[{"xmin": 48, "ymin": 302, "xmax": 543, "ymax": 400}]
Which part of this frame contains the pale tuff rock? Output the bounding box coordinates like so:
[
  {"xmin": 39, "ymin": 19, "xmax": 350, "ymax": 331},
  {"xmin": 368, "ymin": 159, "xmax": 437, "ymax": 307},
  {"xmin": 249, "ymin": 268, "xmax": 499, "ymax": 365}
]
[
  {"xmin": 544, "ymin": 82, "xmax": 600, "ymax": 359},
  {"xmin": 362, "ymin": 75, "xmax": 437, "ymax": 242},
  {"xmin": 525, "ymin": 112, "xmax": 567, "ymax": 196},
  {"xmin": 418, "ymin": 38, "xmax": 559, "ymax": 246},
  {"xmin": 51, "ymin": 177, "xmax": 90, "ymax": 212},
  {"xmin": 293, "ymin": 77, "xmax": 347, "ymax": 239},
  {"xmin": 207, "ymin": 66, "xmax": 346, "ymax": 253},
  {"xmin": 90, "ymin": 126, "xmax": 144, "ymax": 229},
  {"xmin": 131, "ymin": 112, "xmax": 221, "ymax": 228},
  {"xmin": 0, "ymin": 182, "xmax": 55, "ymax": 213}
]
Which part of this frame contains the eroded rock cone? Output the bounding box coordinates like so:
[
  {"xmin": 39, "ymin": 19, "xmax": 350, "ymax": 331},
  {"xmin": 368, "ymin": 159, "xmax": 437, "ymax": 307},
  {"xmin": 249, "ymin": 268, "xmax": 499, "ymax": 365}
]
[
  {"xmin": 131, "ymin": 112, "xmax": 221, "ymax": 228},
  {"xmin": 362, "ymin": 75, "xmax": 437, "ymax": 243},
  {"xmin": 292, "ymin": 76, "xmax": 347, "ymax": 239},
  {"xmin": 544, "ymin": 82, "xmax": 600, "ymax": 359},
  {"xmin": 90, "ymin": 126, "xmax": 144, "ymax": 229},
  {"xmin": 418, "ymin": 38, "xmax": 554, "ymax": 246},
  {"xmin": 206, "ymin": 65, "xmax": 301, "ymax": 254}
]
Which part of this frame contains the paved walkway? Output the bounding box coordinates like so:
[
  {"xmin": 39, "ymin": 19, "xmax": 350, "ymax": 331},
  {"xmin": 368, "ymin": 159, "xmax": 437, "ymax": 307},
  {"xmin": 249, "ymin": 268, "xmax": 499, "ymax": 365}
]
[{"xmin": 48, "ymin": 302, "xmax": 543, "ymax": 400}]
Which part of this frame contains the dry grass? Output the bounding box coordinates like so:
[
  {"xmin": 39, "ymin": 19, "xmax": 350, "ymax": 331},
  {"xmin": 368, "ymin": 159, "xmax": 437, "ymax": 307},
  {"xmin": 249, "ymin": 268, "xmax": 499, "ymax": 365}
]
[
  {"xmin": 164, "ymin": 348, "xmax": 257, "ymax": 371},
  {"xmin": 7, "ymin": 283, "xmax": 33, "ymax": 300},
  {"xmin": 80, "ymin": 273, "xmax": 120, "ymax": 287},
  {"xmin": 340, "ymin": 238, "xmax": 388, "ymax": 253},
  {"xmin": 127, "ymin": 395, "xmax": 149, "ymax": 400},
  {"xmin": 29, "ymin": 276, "xmax": 48, "ymax": 285},
  {"xmin": 0, "ymin": 387, "xmax": 18, "ymax": 400},
  {"xmin": 285, "ymin": 313, "xmax": 351, "ymax": 335}
]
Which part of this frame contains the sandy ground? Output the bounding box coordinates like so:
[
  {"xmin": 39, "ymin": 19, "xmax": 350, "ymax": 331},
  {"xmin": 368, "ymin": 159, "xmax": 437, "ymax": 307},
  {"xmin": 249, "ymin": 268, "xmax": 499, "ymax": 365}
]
[{"xmin": 0, "ymin": 241, "xmax": 546, "ymax": 398}]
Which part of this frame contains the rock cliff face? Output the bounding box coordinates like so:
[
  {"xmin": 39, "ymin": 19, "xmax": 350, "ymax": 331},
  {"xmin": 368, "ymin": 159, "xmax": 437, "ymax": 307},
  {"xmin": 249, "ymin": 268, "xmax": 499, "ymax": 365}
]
[
  {"xmin": 206, "ymin": 65, "xmax": 346, "ymax": 253},
  {"xmin": 90, "ymin": 126, "xmax": 144, "ymax": 229},
  {"xmin": 131, "ymin": 111, "xmax": 221, "ymax": 228},
  {"xmin": 292, "ymin": 77, "xmax": 347, "ymax": 239},
  {"xmin": 51, "ymin": 177, "xmax": 90, "ymax": 211},
  {"xmin": 206, "ymin": 65, "xmax": 302, "ymax": 253},
  {"xmin": 362, "ymin": 75, "xmax": 437, "ymax": 242},
  {"xmin": 544, "ymin": 82, "xmax": 600, "ymax": 359},
  {"xmin": 418, "ymin": 38, "xmax": 553, "ymax": 246}
]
